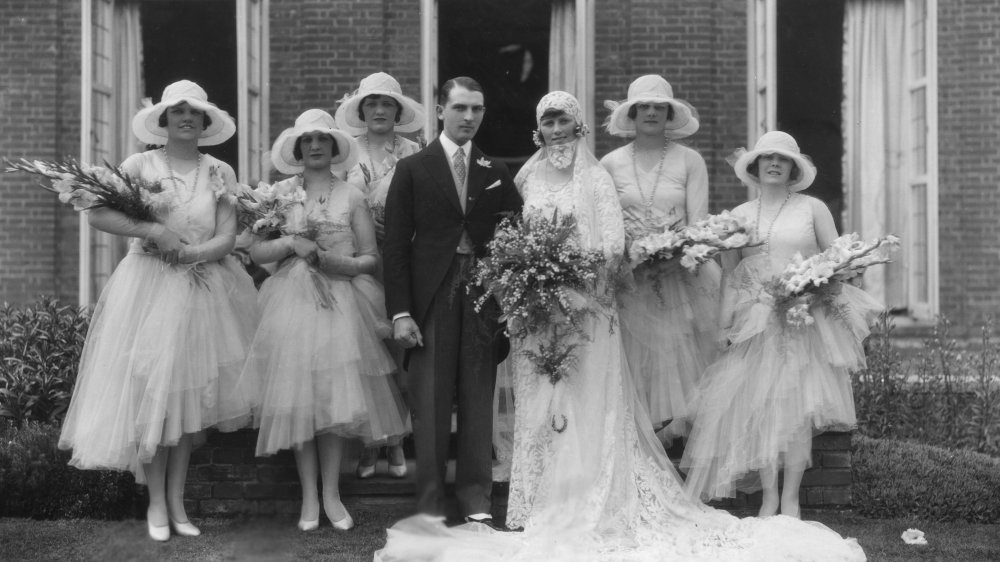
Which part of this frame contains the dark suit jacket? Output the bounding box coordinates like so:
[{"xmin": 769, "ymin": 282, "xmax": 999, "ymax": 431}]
[{"xmin": 382, "ymin": 138, "xmax": 523, "ymax": 328}]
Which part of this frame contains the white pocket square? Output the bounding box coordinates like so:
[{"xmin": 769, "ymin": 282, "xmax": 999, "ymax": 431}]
[{"xmin": 485, "ymin": 180, "xmax": 502, "ymax": 190}]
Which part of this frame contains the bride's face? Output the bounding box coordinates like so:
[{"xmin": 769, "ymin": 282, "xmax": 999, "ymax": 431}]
[{"xmin": 539, "ymin": 112, "xmax": 576, "ymax": 146}]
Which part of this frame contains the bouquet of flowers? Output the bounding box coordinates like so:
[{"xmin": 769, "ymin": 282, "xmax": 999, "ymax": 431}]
[
  {"xmin": 680, "ymin": 211, "xmax": 757, "ymax": 271},
  {"xmin": 626, "ymin": 210, "xmax": 757, "ymax": 274},
  {"xmin": 5, "ymin": 157, "xmax": 171, "ymax": 221},
  {"xmin": 233, "ymin": 181, "xmax": 307, "ymax": 238},
  {"xmin": 765, "ymin": 233, "xmax": 900, "ymax": 327},
  {"xmin": 471, "ymin": 209, "xmax": 607, "ymax": 386}
]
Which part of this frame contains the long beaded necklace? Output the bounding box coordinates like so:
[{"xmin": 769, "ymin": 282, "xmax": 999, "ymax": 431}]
[
  {"xmin": 360, "ymin": 134, "xmax": 400, "ymax": 183},
  {"xmin": 299, "ymin": 172, "xmax": 337, "ymax": 212},
  {"xmin": 631, "ymin": 142, "xmax": 668, "ymax": 217},
  {"xmin": 755, "ymin": 191, "xmax": 793, "ymax": 255},
  {"xmin": 162, "ymin": 147, "xmax": 202, "ymax": 204}
]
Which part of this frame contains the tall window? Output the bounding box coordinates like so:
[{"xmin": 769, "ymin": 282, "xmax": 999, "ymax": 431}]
[
  {"xmin": 904, "ymin": 0, "xmax": 938, "ymax": 318},
  {"xmin": 752, "ymin": 0, "xmax": 938, "ymax": 319},
  {"xmin": 80, "ymin": 0, "xmax": 268, "ymax": 306}
]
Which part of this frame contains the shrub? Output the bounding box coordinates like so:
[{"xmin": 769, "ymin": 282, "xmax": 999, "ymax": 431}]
[
  {"xmin": 852, "ymin": 434, "xmax": 1000, "ymax": 523},
  {"xmin": 0, "ymin": 420, "xmax": 140, "ymax": 519},
  {"xmin": 0, "ymin": 297, "xmax": 90, "ymax": 427},
  {"xmin": 853, "ymin": 313, "xmax": 1000, "ymax": 457}
]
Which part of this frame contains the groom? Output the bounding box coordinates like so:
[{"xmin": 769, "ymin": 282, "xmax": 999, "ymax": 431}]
[{"xmin": 382, "ymin": 77, "xmax": 522, "ymax": 525}]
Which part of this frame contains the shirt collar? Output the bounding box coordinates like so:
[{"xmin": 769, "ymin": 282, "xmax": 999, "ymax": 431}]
[{"xmin": 439, "ymin": 133, "xmax": 471, "ymax": 160}]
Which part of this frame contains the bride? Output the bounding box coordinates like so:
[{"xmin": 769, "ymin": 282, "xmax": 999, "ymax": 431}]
[{"xmin": 374, "ymin": 92, "xmax": 866, "ymax": 562}]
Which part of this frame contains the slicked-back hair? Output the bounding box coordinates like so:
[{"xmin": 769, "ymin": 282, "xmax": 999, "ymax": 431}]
[{"xmin": 438, "ymin": 76, "xmax": 484, "ymax": 107}]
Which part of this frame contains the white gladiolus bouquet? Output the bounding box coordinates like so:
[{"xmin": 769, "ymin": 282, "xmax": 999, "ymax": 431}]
[
  {"xmin": 767, "ymin": 233, "xmax": 900, "ymax": 327},
  {"xmin": 626, "ymin": 210, "xmax": 758, "ymax": 273}
]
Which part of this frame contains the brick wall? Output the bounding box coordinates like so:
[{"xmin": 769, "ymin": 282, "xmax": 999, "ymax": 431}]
[
  {"xmin": 0, "ymin": 0, "xmax": 80, "ymax": 305},
  {"xmin": 594, "ymin": 0, "xmax": 749, "ymax": 213},
  {"xmin": 937, "ymin": 1, "xmax": 1000, "ymax": 328},
  {"xmin": 267, "ymin": 0, "xmax": 423, "ymax": 162}
]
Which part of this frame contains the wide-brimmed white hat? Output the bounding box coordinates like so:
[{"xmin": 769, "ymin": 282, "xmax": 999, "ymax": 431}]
[
  {"xmin": 732, "ymin": 131, "xmax": 817, "ymax": 192},
  {"xmin": 271, "ymin": 109, "xmax": 359, "ymax": 175},
  {"xmin": 604, "ymin": 75, "xmax": 699, "ymax": 139},
  {"xmin": 132, "ymin": 80, "xmax": 236, "ymax": 146},
  {"xmin": 334, "ymin": 72, "xmax": 425, "ymax": 135}
]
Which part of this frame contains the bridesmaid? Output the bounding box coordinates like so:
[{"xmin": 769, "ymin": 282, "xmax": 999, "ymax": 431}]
[
  {"xmin": 58, "ymin": 80, "xmax": 259, "ymax": 541},
  {"xmin": 336, "ymin": 72, "xmax": 424, "ymax": 479},
  {"xmin": 245, "ymin": 109, "xmax": 409, "ymax": 531},
  {"xmin": 600, "ymin": 75, "xmax": 720, "ymax": 439},
  {"xmin": 681, "ymin": 131, "xmax": 881, "ymax": 517}
]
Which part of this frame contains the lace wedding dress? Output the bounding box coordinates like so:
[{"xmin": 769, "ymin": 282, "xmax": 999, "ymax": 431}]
[{"xmin": 374, "ymin": 142, "xmax": 866, "ymax": 562}]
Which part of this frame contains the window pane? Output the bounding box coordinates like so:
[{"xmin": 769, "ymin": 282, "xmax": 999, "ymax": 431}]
[
  {"xmin": 911, "ymin": 86, "xmax": 927, "ymax": 175},
  {"xmin": 911, "ymin": 183, "xmax": 928, "ymax": 303},
  {"xmin": 910, "ymin": 0, "xmax": 926, "ymax": 79}
]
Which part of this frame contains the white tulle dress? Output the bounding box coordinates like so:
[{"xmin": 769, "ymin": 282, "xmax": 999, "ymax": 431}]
[
  {"xmin": 247, "ymin": 178, "xmax": 409, "ymax": 456},
  {"xmin": 58, "ymin": 150, "xmax": 260, "ymax": 482},
  {"xmin": 601, "ymin": 143, "xmax": 721, "ymax": 432},
  {"xmin": 681, "ymin": 194, "xmax": 882, "ymax": 501},
  {"xmin": 374, "ymin": 144, "xmax": 867, "ymax": 562}
]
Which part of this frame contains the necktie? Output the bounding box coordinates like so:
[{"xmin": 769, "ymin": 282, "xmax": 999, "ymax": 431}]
[{"xmin": 453, "ymin": 147, "xmax": 467, "ymax": 189}]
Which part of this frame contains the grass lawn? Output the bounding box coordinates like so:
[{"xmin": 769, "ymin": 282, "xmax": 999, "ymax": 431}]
[{"xmin": 1, "ymin": 503, "xmax": 997, "ymax": 561}]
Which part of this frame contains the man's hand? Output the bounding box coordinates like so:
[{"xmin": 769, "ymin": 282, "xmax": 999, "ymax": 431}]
[{"xmin": 393, "ymin": 316, "xmax": 424, "ymax": 349}]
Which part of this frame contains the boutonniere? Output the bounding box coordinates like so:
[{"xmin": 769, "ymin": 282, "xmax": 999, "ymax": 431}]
[{"xmin": 476, "ymin": 157, "xmax": 492, "ymax": 169}]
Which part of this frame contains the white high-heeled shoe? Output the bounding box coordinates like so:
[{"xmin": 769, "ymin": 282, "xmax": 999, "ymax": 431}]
[
  {"xmin": 297, "ymin": 518, "xmax": 320, "ymax": 532},
  {"xmin": 330, "ymin": 513, "xmax": 355, "ymax": 531},
  {"xmin": 147, "ymin": 520, "xmax": 170, "ymax": 542},
  {"xmin": 170, "ymin": 519, "xmax": 201, "ymax": 537}
]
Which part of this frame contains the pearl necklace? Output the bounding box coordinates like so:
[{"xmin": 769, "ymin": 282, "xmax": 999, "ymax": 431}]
[
  {"xmin": 755, "ymin": 192, "xmax": 793, "ymax": 255},
  {"xmin": 162, "ymin": 147, "xmax": 202, "ymax": 204},
  {"xmin": 631, "ymin": 142, "xmax": 668, "ymax": 209}
]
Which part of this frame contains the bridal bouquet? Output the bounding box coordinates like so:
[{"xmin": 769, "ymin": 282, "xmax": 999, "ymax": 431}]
[
  {"xmin": 472, "ymin": 209, "xmax": 607, "ymax": 386},
  {"xmin": 766, "ymin": 233, "xmax": 900, "ymax": 327},
  {"xmin": 5, "ymin": 158, "xmax": 171, "ymax": 222},
  {"xmin": 626, "ymin": 210, "xmax": 757, "ymax": 274}
]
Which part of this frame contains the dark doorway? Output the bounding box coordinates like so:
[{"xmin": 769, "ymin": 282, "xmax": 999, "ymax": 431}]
[
  {"xmin": 777, "ymin": 0, "xmax": 844, "ymax": 230},
  {"xmin": 438, "ymin": 0, "xmax": 551, "ymax": 175},
  {"xmin": 140, "ymin": 0, "xmax": 238, "ymax": 168}
]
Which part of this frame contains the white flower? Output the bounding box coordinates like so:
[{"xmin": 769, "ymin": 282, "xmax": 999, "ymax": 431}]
[
  {"xmin": 476, "ymin": 157, "xmax": 492, "ymax": 168},
  {"xmin": 901, "ymin": 528, "xmax": 927, "ymax": 545}
]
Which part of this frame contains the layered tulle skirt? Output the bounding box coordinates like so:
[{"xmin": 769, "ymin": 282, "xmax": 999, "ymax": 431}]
[
  {"xmin": 248, "ymin": 259, "xmax": 409, "ymax": 455},
  {"xmin": 58, "ymin": 252, "xmax": 260, "ymax": 482},
  {"xmin": 681, "ymin": 256, "xmax": 883, "ymax": 501},
  {"xmin": 618, "ymin": 259, "xmax": 721, "ymax": 431}
]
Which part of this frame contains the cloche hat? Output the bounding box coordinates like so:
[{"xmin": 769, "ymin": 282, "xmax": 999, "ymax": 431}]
[
  {"xmin": 132, "ymin": 80, "xmax": 236, "ymax": 147},
  {"xmin": 731, "ymin": 130, "xmax": 817, "ymax": 192},
  {"xmin": 604, "ymin": 75, "xmax": 699, "ymax": 139},
  {"xmin": 271, "ymin": 109, "xmax": 360, "ymax": 175},
  {"xmin": 334, "ymin": 72, "xmax": 426, "ymax": 135}
]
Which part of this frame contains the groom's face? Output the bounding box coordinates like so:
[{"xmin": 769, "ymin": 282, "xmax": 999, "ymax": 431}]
[{"xmin": 437, "ymin": 86, "xmax": 485, "ymax": 145}]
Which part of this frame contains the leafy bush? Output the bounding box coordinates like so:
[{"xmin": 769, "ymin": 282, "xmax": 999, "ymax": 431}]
[
  {"xmin": 0, "ymin": 420, "xmax": 140, "ymax": 519},
  {"xmin": 0, "ymin": 297, "xmax": 89, "ymax": 426},
  {"xmin": 852, "ymin": 434, "xmax": 1000, "ymax": 523},
  {"xmin": 853, "ymin": 313, "xmax": 1000, "ymax": 456}
]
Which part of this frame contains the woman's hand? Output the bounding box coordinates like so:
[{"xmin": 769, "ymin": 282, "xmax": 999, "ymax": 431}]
[
  {"xmin": 146, "ymin": 227, "xmax": 187, "ymax": 265},
  {"xmin": 291, "ymin": 236, "xmax": 319, "ymax": 260}
]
